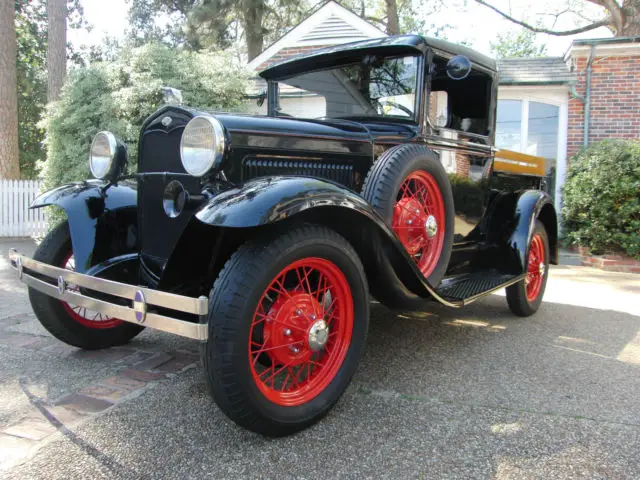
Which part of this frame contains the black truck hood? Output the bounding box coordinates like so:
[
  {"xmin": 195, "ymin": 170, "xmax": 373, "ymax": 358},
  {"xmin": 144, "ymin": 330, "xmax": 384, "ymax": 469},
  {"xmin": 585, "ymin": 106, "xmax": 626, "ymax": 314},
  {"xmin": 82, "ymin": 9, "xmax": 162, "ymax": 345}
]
[
  {"xmin": 210, "ymin": 113, "xmax": 420, "ymax": 185},
  {"xmin": 215, "ymin": 113, "xmax": 372, "ymax": 145}
]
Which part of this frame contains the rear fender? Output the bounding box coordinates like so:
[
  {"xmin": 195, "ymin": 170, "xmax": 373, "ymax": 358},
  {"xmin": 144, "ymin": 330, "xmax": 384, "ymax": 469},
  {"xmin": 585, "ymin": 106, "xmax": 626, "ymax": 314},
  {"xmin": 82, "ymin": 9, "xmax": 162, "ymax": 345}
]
[
  {"xmin": 487, "ymin": 190, "xmax": 558, "ymax": 273},
  {"xmin": 31, "ymin": 180, "xmax": 138, "ymax": 273}
]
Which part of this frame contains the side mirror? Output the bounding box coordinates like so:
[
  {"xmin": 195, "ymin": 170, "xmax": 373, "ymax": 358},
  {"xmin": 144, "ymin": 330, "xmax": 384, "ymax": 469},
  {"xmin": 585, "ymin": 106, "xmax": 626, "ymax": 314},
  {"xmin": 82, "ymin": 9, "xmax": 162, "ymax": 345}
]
[{"xmin": 446, "ymin": 55, "xmax": 471, "ymax": 80}]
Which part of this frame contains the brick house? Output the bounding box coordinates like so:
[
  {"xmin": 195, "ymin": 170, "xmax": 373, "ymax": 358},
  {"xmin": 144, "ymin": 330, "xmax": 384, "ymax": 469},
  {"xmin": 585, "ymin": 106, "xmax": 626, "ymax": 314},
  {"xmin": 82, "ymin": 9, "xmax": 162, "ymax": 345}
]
[
  {"xmin": 247, "ymin": 1, "xmax": 640, "ymax": 211},
  {"xmin": 566, "ymin": 38, "xmax": 640, "ymax": 158}
]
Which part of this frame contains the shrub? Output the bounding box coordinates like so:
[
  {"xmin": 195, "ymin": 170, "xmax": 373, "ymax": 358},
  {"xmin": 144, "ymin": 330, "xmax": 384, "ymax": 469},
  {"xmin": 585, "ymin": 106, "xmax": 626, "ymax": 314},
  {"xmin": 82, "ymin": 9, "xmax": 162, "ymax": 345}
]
[
  {"xmin": 40, "ymin": 43, "xmax": 249, "ymax": 190},
  {"xmin": 562, "ymin": 139, "xmax": 640, "ymax": 259}
]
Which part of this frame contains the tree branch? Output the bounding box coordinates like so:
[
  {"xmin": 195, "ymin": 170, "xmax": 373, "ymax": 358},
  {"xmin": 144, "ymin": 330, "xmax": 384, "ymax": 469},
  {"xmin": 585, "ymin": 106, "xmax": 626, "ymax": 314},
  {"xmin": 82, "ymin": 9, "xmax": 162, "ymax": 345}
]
[
  {"xmin": 590, "ymin": 0, "xmax": 624, "ymax": 33},
  {"xmin": 474, "ymin": 0, "xmax": 611, "ymax": 35}
]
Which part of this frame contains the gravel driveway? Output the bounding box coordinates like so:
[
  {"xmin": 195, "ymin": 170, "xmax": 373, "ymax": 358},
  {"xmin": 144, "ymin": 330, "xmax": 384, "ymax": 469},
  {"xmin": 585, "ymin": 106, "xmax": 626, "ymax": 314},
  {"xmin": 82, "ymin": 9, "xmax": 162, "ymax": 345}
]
[{"xmin": 1, "ymin": 238, "xmax": 639, "ymax": 479}]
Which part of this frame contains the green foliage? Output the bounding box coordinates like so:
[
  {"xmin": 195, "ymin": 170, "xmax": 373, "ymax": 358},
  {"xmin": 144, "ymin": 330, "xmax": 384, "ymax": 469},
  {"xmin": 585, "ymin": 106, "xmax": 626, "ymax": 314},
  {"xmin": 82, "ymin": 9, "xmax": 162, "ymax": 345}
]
[
  {"xmin": 126, "ymin": 0, "xmax": 308, "ymax": 52},
  {"xmin": 490, "ymin": 29, "xmax": 547, "ymax": 59},
  {"xmin": 40, "ymin": 43, "xmax": 249, "ymax": 191},
  {"xmin": 14, "ymin": 0, "xmax": 88, "ymax": 179},
  {"xmin": 562, "ymin": 140, "xmax": 640, "ymax": 259},
  {"xmin": 341, "ymin": 0, "xmax": 450, "ymax": 38},
  {"xmin": 14, "ymin": 0, "xmax": 47, "ymax": 179}
]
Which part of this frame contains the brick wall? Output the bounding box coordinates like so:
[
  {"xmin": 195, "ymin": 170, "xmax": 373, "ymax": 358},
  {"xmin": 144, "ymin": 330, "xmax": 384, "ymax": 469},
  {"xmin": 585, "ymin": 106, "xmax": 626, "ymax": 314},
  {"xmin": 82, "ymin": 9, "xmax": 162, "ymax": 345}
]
[
  {"xmin": 256, "ymin": 45, "xmax": 331, "ymax": 71},
  {"xmin": 567, "ymin": 54, "xmax": 640, "ymax": 158},
  {"xmin": 455, "ymin": 152, "xmax": 470, "ymax": 178}
]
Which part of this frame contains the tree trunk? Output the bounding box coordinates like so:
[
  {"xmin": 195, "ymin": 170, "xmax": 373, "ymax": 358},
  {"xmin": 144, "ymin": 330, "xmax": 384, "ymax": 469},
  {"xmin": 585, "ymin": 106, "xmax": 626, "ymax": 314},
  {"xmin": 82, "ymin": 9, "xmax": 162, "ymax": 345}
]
[
  {"xmin": 243, "ymin": 0, "xmax": 265, "ymax": 62},
  {"xmin": 620, "ymin": 1, "xmax": 640, "ymax": 35},
  {"xmin": 47, "ymin": 0, "xmax": 67, "ymax": 103},
  {"xmin": 385, "ymin": 0, "xmax": 400, "ymax": 35},
  {"xmin": 0, "ymin": 0, "xmax": 20, "ymax": 179}
]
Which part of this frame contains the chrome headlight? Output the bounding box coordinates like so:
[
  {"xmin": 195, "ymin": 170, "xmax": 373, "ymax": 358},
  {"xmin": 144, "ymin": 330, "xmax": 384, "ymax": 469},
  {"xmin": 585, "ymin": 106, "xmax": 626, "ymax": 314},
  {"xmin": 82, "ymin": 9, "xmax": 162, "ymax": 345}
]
[
  {"xmin": 180, "ymin": 115, "xmax": 225, "ymax": 177},
  {"xmin": 89, "ymin": 131, "xmax": 118, "ymax": 179}
]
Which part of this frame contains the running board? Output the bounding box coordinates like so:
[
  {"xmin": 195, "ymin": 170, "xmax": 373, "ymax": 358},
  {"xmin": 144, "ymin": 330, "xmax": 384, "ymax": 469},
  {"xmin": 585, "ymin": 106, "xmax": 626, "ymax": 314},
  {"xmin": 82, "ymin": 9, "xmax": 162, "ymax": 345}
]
[{"xmin": 434, "ymin": 272, "xmax": 524, "ymax": 306}]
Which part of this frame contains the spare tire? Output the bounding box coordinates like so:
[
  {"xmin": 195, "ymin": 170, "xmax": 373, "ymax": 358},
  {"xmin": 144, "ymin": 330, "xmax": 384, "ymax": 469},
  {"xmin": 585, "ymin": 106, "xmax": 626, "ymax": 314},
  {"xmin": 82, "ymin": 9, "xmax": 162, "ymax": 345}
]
[{"xmin": 362, "ymin": 144, "xmax": 454, "ymax": 288}]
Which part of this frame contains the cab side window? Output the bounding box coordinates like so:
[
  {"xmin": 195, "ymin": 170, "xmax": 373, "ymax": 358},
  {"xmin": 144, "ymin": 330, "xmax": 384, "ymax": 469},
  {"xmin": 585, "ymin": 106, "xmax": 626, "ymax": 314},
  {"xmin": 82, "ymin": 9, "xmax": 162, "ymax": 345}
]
[{"xmin": 428, "ymin": 56, "xmax": 493, "ymax": 136}]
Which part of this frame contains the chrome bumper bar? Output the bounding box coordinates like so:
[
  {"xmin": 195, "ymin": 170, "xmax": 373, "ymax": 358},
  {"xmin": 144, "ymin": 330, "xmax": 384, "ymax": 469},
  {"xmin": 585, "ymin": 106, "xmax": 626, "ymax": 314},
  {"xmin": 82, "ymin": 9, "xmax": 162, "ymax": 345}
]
[{"xmin": 8, "ymin": 249, "xmax": 209, "ymax": 341}]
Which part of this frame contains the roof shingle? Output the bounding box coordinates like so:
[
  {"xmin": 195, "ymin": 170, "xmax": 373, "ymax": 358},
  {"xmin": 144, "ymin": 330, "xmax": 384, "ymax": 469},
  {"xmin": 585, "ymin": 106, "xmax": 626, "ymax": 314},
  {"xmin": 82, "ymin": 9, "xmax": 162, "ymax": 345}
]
[{"xmin": 497, "ymin": 57, "xmax": 574, "ymax": 85}]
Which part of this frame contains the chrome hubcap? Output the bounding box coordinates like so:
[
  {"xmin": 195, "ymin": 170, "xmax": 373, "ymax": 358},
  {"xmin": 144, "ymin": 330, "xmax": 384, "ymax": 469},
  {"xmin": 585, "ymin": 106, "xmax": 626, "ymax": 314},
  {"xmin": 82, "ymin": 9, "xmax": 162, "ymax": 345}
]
[
  {"xmin": 308, "ymin": 319, "xmax": 329, "ymax": 352},
  {"xmin": 425, "ymin": 215, "xmax": 438, "ymax": 239}
]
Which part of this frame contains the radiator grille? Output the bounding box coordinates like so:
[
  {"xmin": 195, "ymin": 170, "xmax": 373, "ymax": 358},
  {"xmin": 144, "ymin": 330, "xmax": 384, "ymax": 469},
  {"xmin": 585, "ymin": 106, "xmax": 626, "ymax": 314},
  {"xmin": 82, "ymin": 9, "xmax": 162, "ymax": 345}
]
[{"xmin": 243, "ymin": 157, "xmax": 353, "ymax": 187}]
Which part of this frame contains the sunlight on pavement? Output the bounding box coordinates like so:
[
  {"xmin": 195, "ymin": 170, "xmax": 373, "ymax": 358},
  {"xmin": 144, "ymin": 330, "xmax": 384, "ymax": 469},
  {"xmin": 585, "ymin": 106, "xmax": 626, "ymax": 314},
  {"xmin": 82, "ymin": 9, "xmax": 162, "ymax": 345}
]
[
  {"xmin": 491, "ymin": 422, "xmax": 522, "ymax": 435},
  {"xmin": 617, "ymin": 329, "xmax": 640, "ymax": 365}
]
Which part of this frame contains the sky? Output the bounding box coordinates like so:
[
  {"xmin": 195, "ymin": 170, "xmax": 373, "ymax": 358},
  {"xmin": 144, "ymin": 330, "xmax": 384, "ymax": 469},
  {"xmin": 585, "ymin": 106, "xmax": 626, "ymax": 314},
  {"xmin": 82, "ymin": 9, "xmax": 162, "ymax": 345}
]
[{"xmin": 68, "ymin": 0, "xmax": 613, "ymax": 58}]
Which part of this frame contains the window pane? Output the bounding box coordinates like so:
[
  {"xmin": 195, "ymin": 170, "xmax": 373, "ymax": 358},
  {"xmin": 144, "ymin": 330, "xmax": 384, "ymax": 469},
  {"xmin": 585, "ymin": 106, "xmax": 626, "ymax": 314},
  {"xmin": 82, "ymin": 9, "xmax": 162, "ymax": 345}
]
[
  {"xmin": 277, "ymin": 55, "xmax": 418, "ymax": 119},
  {"xmin": 527, "ymin": 101, "xmax": 559, "ymax": 159},
  {"xmin": 496, "ymin": 100, "xmax": 521, "ymax": 150}
]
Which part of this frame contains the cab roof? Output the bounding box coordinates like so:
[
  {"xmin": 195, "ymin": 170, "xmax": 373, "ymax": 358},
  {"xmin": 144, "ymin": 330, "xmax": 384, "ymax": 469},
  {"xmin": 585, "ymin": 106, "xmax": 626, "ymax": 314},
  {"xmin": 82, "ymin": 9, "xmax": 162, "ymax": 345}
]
[{"xmin": 259, "ymin": 34, "xmax": 497, "ymax": 80}]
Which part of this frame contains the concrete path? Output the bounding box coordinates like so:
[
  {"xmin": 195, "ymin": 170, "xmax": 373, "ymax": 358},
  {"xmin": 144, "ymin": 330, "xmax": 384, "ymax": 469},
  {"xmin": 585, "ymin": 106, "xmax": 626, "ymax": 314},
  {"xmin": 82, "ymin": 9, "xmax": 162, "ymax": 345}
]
[{"xmin": 1, "ymin": 238, "xmax": 639, "ymax": 479}]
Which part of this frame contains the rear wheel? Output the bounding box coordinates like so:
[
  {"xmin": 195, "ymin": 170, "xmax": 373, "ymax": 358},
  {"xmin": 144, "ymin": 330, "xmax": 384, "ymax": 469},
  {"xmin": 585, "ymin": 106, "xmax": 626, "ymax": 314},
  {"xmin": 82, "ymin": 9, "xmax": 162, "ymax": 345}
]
[
  {"xmin": 506, "ymin": 220, "xmax": 550, "ymax": 317},
  {"xmin": 28, "ymin": 221, "xmax": 144, "ymax": 349},
  {"xmin": 203, "ymin": 225, "xmax": 369, "ymax": 436}
]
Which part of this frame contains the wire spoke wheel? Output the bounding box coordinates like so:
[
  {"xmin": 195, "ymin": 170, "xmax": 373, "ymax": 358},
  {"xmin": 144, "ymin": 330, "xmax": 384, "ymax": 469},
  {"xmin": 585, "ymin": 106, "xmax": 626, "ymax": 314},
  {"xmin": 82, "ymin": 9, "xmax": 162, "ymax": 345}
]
[
  {"xmin": 506, "ymin": 220, "xmax": 549, "ymax": 318},
  {"xmin": 248, "ymin": 257, "xmax": 354, "ymax": 407},
  {"xmin": 392, "ymin": 171, "xmax": 446, "ymax": 278},
  {"xmin": 525, "ymin": 233, "xmax": 545, "ymax": 302},
  {"xmin": 60, "ymin": 252, "xmax": 123, "ymax": 329}
]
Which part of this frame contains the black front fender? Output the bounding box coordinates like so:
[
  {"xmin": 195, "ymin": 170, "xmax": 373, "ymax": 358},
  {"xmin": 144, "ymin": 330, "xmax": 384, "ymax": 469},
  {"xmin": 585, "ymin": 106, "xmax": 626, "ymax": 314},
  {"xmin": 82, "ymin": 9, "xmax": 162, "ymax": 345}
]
[
  {"xmin": 193, "ymin": 176, "xmax": 447, "ymax": 302},
  {"xmin": 195, "ymin": 176, "xmax": 376, "ymax": 227},
  {"xmin": 31, "ymin": 180, "xmax": 138, "ymax": 273}
]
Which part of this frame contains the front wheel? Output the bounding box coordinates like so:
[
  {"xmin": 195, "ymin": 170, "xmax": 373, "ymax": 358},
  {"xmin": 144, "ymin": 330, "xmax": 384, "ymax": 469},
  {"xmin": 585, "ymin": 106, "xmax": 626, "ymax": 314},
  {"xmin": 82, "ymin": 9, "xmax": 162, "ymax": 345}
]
[
  {"xmin": 28, "ymin": 221, "xmax": 144, "ymax": 349},
  {"xmin": 203, "ymin": 225, "xmax": 369, "ymax": 436},
  {"xmin": 506, "ymin": 220, "xmax": 550, "ymax": 317}
]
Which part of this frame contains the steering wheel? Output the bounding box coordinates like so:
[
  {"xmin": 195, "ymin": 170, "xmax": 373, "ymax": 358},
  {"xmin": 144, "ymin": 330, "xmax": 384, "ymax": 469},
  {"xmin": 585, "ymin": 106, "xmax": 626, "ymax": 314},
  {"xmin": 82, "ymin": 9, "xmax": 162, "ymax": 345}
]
[{"xmin": 377, "ymin": 100, "xmax": 413, "ymax": 117}]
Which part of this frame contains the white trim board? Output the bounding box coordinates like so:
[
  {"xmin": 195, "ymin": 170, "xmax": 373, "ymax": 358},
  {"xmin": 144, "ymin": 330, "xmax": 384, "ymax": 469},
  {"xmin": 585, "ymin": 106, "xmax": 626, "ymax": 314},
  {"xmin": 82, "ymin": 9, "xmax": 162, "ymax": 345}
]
[
  {"xmin": 567, "ymin": 42, "xmax": 640, "ymax": 60},
  {"xmin": 498, "ymin": 85, "xmax": 569, "ymax": 106}
]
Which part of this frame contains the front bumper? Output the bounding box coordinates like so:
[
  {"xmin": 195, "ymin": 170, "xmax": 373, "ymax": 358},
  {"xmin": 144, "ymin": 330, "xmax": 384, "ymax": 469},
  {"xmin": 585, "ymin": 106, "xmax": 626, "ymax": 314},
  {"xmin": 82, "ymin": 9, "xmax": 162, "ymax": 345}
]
[{"xmin": 8, "ymin": 249, "xmax": 209, "ymax": 341}]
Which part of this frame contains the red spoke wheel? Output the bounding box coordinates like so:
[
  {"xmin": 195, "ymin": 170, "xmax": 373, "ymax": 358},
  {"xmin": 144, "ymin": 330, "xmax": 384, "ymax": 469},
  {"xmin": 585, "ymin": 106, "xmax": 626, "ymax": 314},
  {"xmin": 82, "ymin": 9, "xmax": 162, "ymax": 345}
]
[
  {"xmin": 392, "ymin": 171, "xmax": 446, "ymax": 278},
  {"xmin": 203, "ymin": 225, "xmax": 369, "ymax": 436},
  {"xmin": 525, "ymin": 234, "xmax": 545, "ymax": 302},
  {"xmin": 59, "ymin": 252, "xmax": 123, "ymax": 329},
  {"xmin": 249, "ymin": 258, "xmax": 353, "ymax": 406},
  {"xmin": 506, "ymin": 220, "xmax": 550, "ymax": 317},
  {"xmin": 28, "ymin": 221, "xmax": 143, "ymax": 349}
]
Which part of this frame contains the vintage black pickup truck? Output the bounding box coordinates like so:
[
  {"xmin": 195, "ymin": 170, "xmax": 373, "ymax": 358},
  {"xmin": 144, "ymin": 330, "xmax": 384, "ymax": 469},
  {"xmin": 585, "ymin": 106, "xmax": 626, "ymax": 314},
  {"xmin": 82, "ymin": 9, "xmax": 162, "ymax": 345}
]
[{"xmin": 9, "ymin": 34, "xmax": 557, "ymax": 436}]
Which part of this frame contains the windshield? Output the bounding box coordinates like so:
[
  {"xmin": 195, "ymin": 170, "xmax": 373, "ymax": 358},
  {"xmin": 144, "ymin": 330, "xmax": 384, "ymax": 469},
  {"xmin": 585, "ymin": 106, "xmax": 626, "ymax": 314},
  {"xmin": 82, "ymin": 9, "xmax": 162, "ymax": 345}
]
[{"xmin": 274, "ymin": 54, "xmax": 419, "ymax": 120}]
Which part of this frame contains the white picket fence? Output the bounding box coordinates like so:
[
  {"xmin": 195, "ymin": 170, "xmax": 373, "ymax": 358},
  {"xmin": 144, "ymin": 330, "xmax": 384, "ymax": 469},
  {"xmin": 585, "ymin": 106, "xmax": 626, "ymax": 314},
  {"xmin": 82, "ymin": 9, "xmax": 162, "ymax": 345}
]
[{"xmin": 0, "ymin": 180, "xmax": 48, "ymax": 237}]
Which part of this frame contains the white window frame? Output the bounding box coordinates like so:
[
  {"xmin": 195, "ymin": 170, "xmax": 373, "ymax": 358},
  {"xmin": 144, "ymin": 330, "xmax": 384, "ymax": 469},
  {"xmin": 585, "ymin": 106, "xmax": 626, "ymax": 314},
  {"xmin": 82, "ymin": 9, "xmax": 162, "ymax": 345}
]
[{"xmin": 497, "ymin": 86, "xmax": 569, "ymax": 217}]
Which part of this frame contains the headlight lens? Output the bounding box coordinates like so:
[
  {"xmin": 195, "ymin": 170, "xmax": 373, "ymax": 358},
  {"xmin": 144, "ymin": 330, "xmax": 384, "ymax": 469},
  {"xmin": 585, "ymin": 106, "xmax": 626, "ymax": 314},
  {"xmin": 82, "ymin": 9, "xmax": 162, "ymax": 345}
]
[
  {"xmin": 180, "ymin": 115, "xmax": 225, "ymax": 177},
  {"xmin": 89, "ymin": 131, "xmax": 117, "ymax": 179}
]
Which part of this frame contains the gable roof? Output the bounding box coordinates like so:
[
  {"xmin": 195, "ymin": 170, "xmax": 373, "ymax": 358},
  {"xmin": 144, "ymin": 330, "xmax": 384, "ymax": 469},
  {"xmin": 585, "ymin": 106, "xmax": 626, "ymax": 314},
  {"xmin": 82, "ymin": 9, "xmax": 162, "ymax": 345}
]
[
  {"xmin": 497, "ymin": 57, "xmax": 574, "ymax": 85},
  {"xmin": 247, "ymin": 1, "xmax": 386, "ymax": 71}
]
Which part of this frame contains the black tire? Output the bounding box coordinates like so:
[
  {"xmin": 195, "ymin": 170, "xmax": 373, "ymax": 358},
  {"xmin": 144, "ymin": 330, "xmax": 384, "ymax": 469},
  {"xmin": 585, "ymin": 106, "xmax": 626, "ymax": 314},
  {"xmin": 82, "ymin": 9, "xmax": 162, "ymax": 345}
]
[
  {"xmin": 203, "ymin": 224, "xmax": 369, "ymax": 436},
  {"xmin": 28, "ymin": 221, "xmax": 144, "ymax": 350},
  {"xmin": 506, "ymin": 220, "xmax": 550, "ymax": 317},
  {"xmin": 361, "ymin": 144, "xmax": 454, "ymax": 306}
]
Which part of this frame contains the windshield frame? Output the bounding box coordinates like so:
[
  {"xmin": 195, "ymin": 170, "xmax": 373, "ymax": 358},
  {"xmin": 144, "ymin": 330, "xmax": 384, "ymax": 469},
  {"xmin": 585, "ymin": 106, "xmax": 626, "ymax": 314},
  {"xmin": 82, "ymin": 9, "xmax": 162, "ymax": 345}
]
[{"xmin": 266, "ymin": 53, "xmax": 425, "ymax": 124}]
